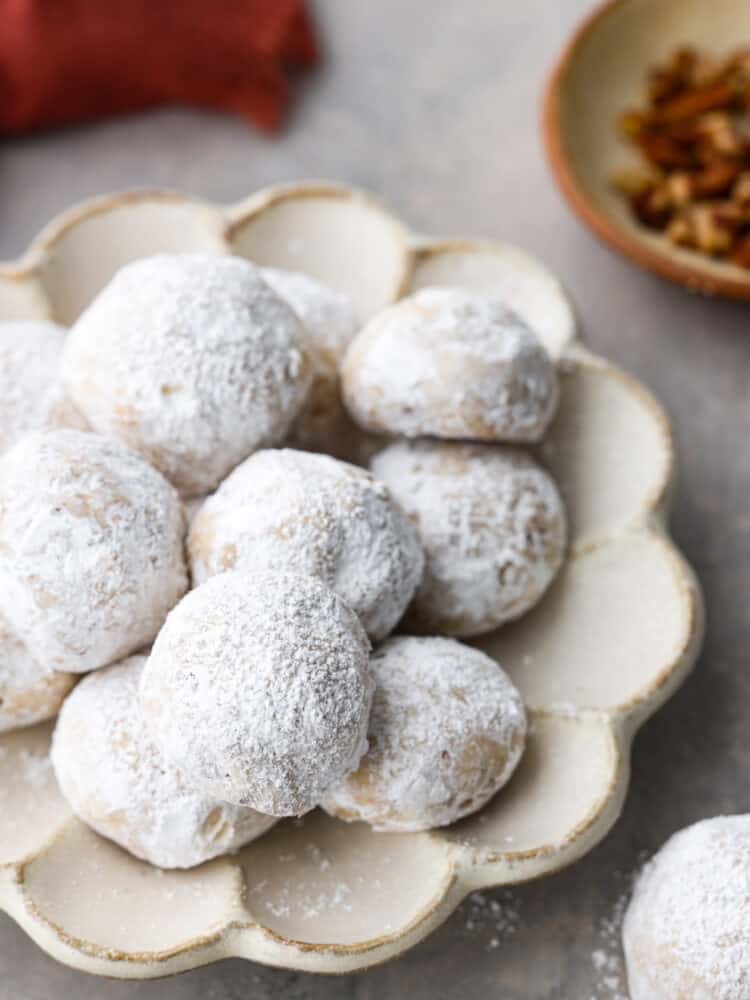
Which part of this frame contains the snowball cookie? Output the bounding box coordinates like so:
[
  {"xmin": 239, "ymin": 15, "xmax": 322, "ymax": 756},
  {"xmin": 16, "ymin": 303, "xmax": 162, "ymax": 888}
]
[
  {"xmin": 0, "ymin": 430, "xmax": 188, "ymax": 673},
  {"xmin": 0, "ymin": 614, "xmax": 76, "ymax": 734},
  {"xmin": 341, "ymin": 287, "xmax": 559, "ymax": 443},
  {"xmin": 52, "ymin": 656, "xmax": 276, "ymax": 869},
  {"xmin": 0, "ymin": 320, "xmax": 87, "ymax": 454},
  {"xmin": 261, "ymin": 268, "xmax": 357, "ymax": 374},
  {"xmin": 189, "ymin": 449, "xmax": 424, "ymax": 641},
  {"xmin": 261, "ymin": 268, "xmax": 366, "ymax": 462},
  {"xmin": 623, "ymin": 815, "xmax": 750, "ymax": 1000},
  {"xmin": 62, "ymin": 254, "xmax": 314, "ymax": 496},
  {"xmin": 321, "ymin": 636, "xmax": 526, "ymax": 832},
  {"xmin": 371, "ymin": 439, "xmax": 566, "ymax": 637},
  {"xmin": 140, "ymin": 572, "xmax": 374, "ymax": 816}
]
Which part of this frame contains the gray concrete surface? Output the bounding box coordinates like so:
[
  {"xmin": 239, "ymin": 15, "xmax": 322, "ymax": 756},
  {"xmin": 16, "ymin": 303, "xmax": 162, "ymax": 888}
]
[{"xmin": 1, "ymin": 1, "xmax": 749, "ymax": 996}]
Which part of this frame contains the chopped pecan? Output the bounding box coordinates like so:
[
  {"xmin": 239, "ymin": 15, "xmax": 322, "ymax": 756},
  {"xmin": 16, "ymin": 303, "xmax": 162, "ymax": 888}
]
[
  {"xmin": 637, "ymin": 130, "xmax": 696, "ymax": 168},
  {"xmin": 610, "ymin": 166, "xmax": 660, "ymax": 198},
  {"xmin": 631, "ymin": 187, "xmax": 671, "ymax": 229},
  {"xmin": 691, "ymin": 158, "xmax": 740, "ymax": 197},
  {"xmin": 730, "ymin": 232, "xmax": 750, "ymax": 267},
  {"xmin": 665, "ymin": 213, "xmax": 695, "ymax": 247},
  {"xmin": 690, "ymin": 204, "xmax": 735, "ymax": 254},
  {"xmin": 612, "ymin": 45, "xmax": 750, "ymax": 267},
  {"xmin": 647, "ymin": 46, "xmax": 697, "ymax": 104},
  {"xmin": 733, "ymin": 171, "xmax": 750, "ymax": 206},
  {"xmin": 656, "ymin": 81, "xmax": 737, "ymax": 124},
  {"xmin": 696, "ymin": 112, "xmax": 741, "ymax": 156},
  {"xmin": 712, "ymin": 200, "xmax": 745, "ymax": 229},
  {"xmin": 664, "ymin": 171, "xmax": 693, "ymax": 206}
]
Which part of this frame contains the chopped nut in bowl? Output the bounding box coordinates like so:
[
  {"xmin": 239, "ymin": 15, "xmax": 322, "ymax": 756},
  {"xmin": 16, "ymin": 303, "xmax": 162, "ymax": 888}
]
[
  {"xmin": 612, "ymin": 46, "xmax": 750, "ymax": 267},
  {"xmin": 544, "ymin": 0, "xmax": 750, "ymax": 299}
]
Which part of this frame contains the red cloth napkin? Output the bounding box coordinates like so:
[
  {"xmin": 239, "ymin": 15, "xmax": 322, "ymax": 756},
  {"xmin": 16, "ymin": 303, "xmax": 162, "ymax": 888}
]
[{"xmin": 0, "ymin": 0, "xmax": 318, "ymax": 134}]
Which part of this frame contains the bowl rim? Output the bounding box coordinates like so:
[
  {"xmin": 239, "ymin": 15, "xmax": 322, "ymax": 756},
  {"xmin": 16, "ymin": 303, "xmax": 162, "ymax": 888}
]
[{"xmin": 542, "ymin": 0, "xmax": 750, "ymax": 301}]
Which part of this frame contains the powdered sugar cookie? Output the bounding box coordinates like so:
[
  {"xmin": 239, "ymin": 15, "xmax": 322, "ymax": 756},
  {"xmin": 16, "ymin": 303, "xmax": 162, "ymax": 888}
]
[
  {"xmin": 261, "ymin": 268, "xmax": 357, "ymax": 376},
  {"xmin": 62, "ymin": 254, "xmax": 313, "ymax": 496},
  {"xmin": 321, "ymin": 636, "xmax": 526, "ymax": 832},
  {"xmin": 189, "ymin": 449, "xmax": 423, "ymax": 641},
  {"xmin": 261, "ymin": 267, "xmax": 371, "ymax": 462},
  {"xmin": 623, "ymin": 815, "xmax": 750, "ymax": 1000},
  {"xmin": 371, "ymin": 439, "xmax": 566, "ymax": 637},
  {"xmin": 0, "ymin": 614, "xmax": 76, "ymax": 734},
  {"xmin": 0, "ymin": 429, "xmax": 187, "ymax": 673},
  {"xmin": 341, "ymin": 287, "xmax": 559, "ymax": 442},
  {"xmin": 52, "ymin": 655, "xmax": 276, "ymax": 869},
  {"xmin": 0, "ymin": 320, "xmax": 86, "ymax": 453},
  {"xmin": 140, "ymin": 572, "xmax": 373, "ymax": 816}
]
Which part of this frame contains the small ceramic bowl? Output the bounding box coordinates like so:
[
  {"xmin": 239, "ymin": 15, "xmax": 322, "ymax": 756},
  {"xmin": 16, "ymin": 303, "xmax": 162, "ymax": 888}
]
[{"xmin": 544, "ymin": 0, "xmax": 750, "ymax": 299}]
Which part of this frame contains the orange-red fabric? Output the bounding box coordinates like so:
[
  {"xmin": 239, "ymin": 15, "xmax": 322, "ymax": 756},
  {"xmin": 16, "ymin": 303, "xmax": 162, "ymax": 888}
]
[{"xmin": 0, "ymin": 0, "xmax": 318, "ymax": 134}]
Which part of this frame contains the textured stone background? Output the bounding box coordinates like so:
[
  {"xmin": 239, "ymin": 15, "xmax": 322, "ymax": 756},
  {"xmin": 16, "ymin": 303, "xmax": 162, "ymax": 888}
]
[{"xmin": 2, "ymin": 1, "xmax": 748, "ymax": 996}]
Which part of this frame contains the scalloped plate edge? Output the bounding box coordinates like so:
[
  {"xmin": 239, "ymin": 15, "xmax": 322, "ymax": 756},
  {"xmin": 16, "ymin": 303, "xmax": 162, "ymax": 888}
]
[{"xmin": 0, "ymin": 182, "xmax": 704, "ymax": 977}]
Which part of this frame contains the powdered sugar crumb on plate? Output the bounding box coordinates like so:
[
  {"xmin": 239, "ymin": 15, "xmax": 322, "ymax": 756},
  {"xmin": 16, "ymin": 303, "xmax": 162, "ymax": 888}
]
[
  {"xmin": 249, "ymin": 842, "xmax": 356, "ymax": 922},
  {"xmin": 458, "ymin": 889, "xmax": 523, "ymax": 952},
  {"xmin": 589, "ymin": 857, "xmax": 646, "ymax": 999},
  {"xmin": 15, "ymin": 748, "xmax": 53, "ymax": 789}
]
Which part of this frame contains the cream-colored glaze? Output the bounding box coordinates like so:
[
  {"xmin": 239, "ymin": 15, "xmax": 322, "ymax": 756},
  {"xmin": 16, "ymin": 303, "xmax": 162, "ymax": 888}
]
[
  {"xmin": 0, "ymin": 184, "xmax": 703, "ymax": 978},
  {"xmin": 545, "ymin": 0, "xmax": 750, "ymax": 298}
]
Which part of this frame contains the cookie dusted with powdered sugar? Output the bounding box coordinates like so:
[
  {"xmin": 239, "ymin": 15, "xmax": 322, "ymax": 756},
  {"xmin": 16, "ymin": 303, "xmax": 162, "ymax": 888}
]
[
  {"xmin": 0, "ymin": 320, "xmax": 86, "ymax": 453},
  {"xmin": 341, "ymin": 288, "xmax": 559, "ymax": 443},
  {"xmin": 52, "ymin": 655, "xmax": 276, "ymax": 869},
  {"xmin": 0, "ymin": 430, "xmax": 187, "ymax": 673},
  {"xmin": 261, "ymin": 268, "xmax": 357, "ymax": 372},
  {"xmin": 0, "ymin": 614, "xmax": 76, "ymax": 734},
  {"xmin": 140, "ymin": 572, "xmax": 374, "ymax": 817},
  {"xmin": 371, "ymin": 439, "xmax": 566, "ymax": 637},
  {"xmin": 624, "ymin": 815, "xmax": 750, "ymax": 1000},
  {"xmin": 188, "ymin": 449, "xmax": 423, "ymax": 641},
  {"xmin": 261, "ymin": 268, "xmax": 375, "ymax": 463},
  {"xmin": 322, "ymin": 636, "xmax": 526, "ymax": 832},
  {"xmin": 62, "ymin": 254, "xmax": 313, "ymax": 496}
]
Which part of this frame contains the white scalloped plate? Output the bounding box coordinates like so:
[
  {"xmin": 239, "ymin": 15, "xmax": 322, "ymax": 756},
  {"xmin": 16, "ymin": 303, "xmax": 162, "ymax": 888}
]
[{"xmin": 0, "ymin": 183, "xmax": 704, "ymax": 978}]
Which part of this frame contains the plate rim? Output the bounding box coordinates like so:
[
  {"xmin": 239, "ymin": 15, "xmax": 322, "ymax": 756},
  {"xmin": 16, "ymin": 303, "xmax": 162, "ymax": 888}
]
[{"xmin": 0, "ymin": 182, "xmax": 705, "ymax": 977}]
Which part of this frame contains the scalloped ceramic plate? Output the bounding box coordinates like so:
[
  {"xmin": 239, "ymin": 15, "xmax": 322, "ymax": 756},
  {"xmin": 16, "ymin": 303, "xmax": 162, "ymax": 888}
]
[{"xmin": 0, "ymin": 183, "xmax": 704, "ymax": 978}]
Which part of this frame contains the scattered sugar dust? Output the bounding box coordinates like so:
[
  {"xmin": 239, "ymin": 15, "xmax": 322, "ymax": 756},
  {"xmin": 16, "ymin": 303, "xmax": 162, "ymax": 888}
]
[
  {"xmin": 0, "ymin": 741, "xmax": 649, "ymax": 999},
  {"xmin": 0, "ymin": 745, "xmax": 53, "ymax": 796},
  {"xmin": 15, "ymin": 747, "xmax": 53, "ymax": 788},
  {"xmin": 262, "ymin": 879, "xmax": 353, "ymax": 922},
  {"xmin": 249, "ymin": 838, "xmax": 386, "ymax": 923},
  {"xmin": 458, "ymin": 888, "xmax": 523, "ymax": 952},
  {"xmin": 588, "ymin": 854, "xmax": 648, "ymax": 1000},
  {"xmin": 589, "ymin": 889, "xmax": 629, "ymax": 1000}
]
